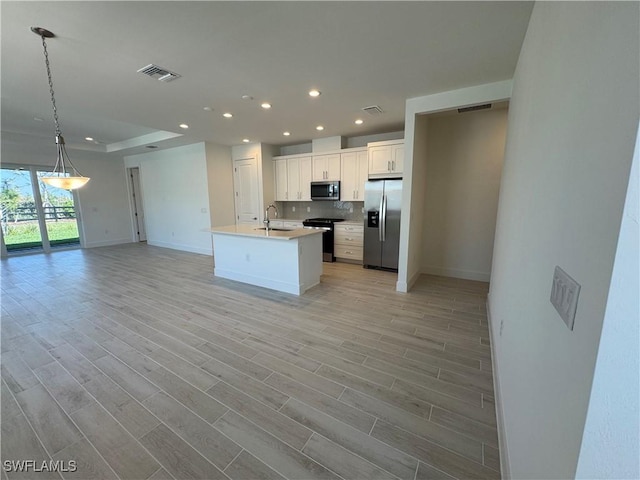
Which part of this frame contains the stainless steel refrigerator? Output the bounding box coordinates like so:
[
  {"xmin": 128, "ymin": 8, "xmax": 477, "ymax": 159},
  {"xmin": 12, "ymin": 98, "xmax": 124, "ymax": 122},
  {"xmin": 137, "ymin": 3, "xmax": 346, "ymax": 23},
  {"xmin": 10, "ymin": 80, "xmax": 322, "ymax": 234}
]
[{"xmin": 363, "ymin": 179, "xmax": 402, "ymax": 270}]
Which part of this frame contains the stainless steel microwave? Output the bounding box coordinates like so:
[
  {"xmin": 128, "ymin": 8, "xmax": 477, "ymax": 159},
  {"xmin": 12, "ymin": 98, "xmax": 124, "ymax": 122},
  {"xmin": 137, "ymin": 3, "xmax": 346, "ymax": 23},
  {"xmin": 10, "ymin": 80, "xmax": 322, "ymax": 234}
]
[{"xmin": 311, "ymin": 181, "xmax": 340, "ymax": 201}]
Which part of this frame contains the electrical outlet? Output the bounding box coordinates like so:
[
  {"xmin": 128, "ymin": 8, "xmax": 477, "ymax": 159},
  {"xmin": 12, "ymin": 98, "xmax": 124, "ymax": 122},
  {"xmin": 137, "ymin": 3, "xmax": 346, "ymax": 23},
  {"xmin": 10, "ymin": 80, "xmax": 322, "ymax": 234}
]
[
  {"xmin": 550, "ymin": 266, "xmax": 581, "ymax": 330},
  {"xmin": 292, "ymin": 206, "xmax": 295, "ymax": 212},
  {"xmin": 307, "ymin": 206, "xmax": 311, "ymax": 212},
  {"xmin": 349, "ymin": 207, "xmax": 353, "ymax": 213}
]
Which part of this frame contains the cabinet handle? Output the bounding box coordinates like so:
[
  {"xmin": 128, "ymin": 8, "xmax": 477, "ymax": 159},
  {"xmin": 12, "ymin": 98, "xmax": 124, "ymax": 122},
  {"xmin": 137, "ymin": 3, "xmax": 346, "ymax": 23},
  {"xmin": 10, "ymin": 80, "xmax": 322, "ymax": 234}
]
[
  {"xmin": 353, "ymin": 190, "xmax": 355, "ymax": 199},
  {"xmin": 345, "ymin": 237, "xmax": 353, "ymax": 241},
  {"xmin": 285, "ymin": 192, "xmax": 288, "ymax": 200},
  {"xmin": 392, "ymin": 160, "xmax": 396, "ymax": 171},
  {"xmin": 387, "ymin": 161, "xmax": 391, "ymax": 171},
  {"xmin": 345, "ymin": 251, "xmax": 353, "ymax": 254}
]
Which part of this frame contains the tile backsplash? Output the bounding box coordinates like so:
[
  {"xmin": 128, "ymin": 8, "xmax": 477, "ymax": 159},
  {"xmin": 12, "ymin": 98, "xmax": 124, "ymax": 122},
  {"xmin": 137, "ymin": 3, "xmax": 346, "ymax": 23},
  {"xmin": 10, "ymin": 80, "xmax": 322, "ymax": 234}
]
[{"xmin": 275, "ymin": 201, "xmax": 364, "ymax": 222}]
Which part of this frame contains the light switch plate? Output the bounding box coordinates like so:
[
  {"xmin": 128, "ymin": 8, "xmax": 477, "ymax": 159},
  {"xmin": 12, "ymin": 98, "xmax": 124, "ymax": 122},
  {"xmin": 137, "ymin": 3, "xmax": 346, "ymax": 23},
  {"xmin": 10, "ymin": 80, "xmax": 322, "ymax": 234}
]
[{"xmin": 550, "ymin": 266, "xmax": 581, "ymax": 330}]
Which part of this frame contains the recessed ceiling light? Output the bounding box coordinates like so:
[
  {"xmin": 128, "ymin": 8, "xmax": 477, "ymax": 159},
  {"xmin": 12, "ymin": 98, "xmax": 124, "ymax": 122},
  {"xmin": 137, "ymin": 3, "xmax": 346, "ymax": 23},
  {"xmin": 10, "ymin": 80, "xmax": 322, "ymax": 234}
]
[
  {"xmin": 242, "ymin": 138, "xmax": 250, "ymax": 143},
  {"xmin": 316, "ymin": 125, "xmax": 324, "ymax": 131},
  {"xmin": 33, "ymin": 117, "xmax": 44, "ymax": 122},
  {"xmin": 203, "ymin": 106, "xmax": 213, "ymax": 111},
  {"xmin": 85, "ymin": 137, "xmax": 94, "ymax": 141},
  {"xmin": 355, "ymin": 119, "xmax": 364, "ymax": 125},
  {"xmin": 179, "ymin": 124, "xmax": 189, "ymax": 129},
  {"xmin": 283, "ymin": 131, "xmax": 291, "ymax": 136},
  {"xmin": 241, "ymin": 95, "xmax": 253, "ymax": 100},
  {"xmin": 223, "ymin": 113, "xmax": 233, "ymax": 118},
  {"xmin": 261, "ymin": 103, "xmax": 271, "ymax": 109},
  {"xmin": 309, "ymin": 89, "xmax": 321, "ymax": 97}
]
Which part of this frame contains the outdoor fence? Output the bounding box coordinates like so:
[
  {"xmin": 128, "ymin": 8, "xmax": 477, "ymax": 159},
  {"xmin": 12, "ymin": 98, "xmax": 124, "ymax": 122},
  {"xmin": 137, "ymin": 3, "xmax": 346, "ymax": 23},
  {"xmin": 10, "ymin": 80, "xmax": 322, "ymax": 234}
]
[{"xmin": 1, "ymin": 205, "xmax": 76, "ymax": 223}]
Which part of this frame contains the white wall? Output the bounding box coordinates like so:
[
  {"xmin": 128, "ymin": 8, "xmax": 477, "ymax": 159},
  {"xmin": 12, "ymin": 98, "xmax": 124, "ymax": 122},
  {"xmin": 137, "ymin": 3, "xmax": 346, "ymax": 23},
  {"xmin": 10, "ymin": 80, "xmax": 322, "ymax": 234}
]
[
  {"xmin": 205, "ymin": 142, "xmax": 235, "ymax": 227},
  {"xmin": 575, "ymin": 123, "xmax": 639, "ymax": 479},
  {"xmin": 125, "ymin": 143, "xmax": 212, "ymax": 255},
  {"xmin": 421, "ymin": 108, "xmax": 507, "ymax": 281},
  {"xmin": 1, "ymin": 136, "xmax": 132, "ymax": 248},
  {"xmin": 489, "ymin": 2, "xmax": 639, "ymax": 478},
  {"xmin": 398, "ymin": 80, "xmax": 512, "ymax": 292}
]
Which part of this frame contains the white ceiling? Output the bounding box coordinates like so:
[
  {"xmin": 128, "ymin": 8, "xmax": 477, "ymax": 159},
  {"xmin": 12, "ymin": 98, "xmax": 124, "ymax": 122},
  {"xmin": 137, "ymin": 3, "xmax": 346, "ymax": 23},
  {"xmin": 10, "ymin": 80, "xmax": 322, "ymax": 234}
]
[{"xmin": 1, "ymin": 1, "xmax": 533, "ymax": 157}]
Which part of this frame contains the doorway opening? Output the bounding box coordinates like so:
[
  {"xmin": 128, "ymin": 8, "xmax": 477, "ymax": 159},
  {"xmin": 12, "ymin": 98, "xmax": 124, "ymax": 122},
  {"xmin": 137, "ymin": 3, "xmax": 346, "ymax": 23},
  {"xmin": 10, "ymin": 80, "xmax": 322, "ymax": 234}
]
[
  {"xmin": 128, "ymin": 167, "xmax": 146, "ymax": 241},
  {"xmin": 0, "ymin": 165, "xmax": 82, "ymax": 255}
]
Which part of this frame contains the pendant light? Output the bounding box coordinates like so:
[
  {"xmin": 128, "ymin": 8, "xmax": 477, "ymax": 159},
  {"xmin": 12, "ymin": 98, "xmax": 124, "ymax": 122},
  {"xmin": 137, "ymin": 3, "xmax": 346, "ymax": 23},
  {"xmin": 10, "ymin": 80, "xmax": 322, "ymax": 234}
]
[{"xmin": 32, "ymin": 27, "xmax": 90, "ymax": 190}]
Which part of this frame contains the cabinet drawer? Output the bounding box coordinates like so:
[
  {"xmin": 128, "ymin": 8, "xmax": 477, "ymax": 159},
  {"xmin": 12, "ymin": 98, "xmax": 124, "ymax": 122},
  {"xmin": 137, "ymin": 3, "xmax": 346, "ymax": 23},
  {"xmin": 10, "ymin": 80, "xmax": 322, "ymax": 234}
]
[
  {"xmin": 334, "ymin": 245, "xmax": 363, "ymax": 261},
  {"xmin": 334, "ymin": 231, "xmax": 363, "ymax": 245},
  {"xmin": 335, "ymin": 224, "xmax": 364, "ymax": 233}
]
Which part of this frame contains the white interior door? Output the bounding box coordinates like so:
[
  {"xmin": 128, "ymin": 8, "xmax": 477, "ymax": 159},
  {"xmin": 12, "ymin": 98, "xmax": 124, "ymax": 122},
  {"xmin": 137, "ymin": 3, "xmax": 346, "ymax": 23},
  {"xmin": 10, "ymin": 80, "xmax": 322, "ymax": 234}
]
[{"xmin": 234, "ymin": 157, "xmax": 260, "ymax": 224}]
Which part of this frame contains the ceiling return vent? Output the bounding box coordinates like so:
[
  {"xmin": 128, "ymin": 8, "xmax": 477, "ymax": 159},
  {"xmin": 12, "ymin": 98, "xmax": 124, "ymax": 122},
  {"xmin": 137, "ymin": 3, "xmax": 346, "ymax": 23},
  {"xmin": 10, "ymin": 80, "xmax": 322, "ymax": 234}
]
[
  {"xmin": 362, "ymin": 105, "xmax": 384, "ymax": 116},
  {"xmin": 137, "ymin": 64, "xmax": 181, "ymax": 82},
  {"xmin": 458, "ymin": 103, "xmax": 492, "ymax": 113}
]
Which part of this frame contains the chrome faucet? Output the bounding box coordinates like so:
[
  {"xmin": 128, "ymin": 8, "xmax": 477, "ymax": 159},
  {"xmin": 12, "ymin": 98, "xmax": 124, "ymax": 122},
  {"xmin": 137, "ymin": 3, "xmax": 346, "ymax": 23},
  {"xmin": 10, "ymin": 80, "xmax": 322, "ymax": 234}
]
[{"xmin": 264, "ymin": 204, "xmax": 278, "ymax": 229}]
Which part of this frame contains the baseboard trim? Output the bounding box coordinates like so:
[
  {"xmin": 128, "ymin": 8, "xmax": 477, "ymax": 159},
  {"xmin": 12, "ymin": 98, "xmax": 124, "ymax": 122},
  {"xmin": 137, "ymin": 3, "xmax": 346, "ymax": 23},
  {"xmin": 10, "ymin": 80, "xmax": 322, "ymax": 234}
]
[
  {"xmin": 84, "ymin": 238, "xmax": 132, "ymax": 248},
  {"xmin": 487, "ymin": 295, "xmax": 511, "ymax": 479},
  {"xmin": 147, "ymin": 240, "xmax": 213, "ymax": 256},
  {"xmin": 422, "ymin": 265, "xmax": 490, "ymax": 282}
]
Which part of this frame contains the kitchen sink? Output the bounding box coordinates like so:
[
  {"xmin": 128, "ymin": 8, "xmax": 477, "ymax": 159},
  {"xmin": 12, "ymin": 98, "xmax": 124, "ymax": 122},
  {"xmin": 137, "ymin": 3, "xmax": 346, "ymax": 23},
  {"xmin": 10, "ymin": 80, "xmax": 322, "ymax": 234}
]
[{"xmin": 254, "ymin": 227, "xmax": 293, "ymax": 232}]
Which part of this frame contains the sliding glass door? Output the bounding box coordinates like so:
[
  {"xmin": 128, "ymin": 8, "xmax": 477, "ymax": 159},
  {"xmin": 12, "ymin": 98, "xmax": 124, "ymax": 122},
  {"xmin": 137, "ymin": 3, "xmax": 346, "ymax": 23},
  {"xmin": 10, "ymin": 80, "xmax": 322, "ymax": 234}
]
[
  {"xmin": 0, "ymin": 165, "xmax": 81, "ymax": 255},
  {"xmin": 37, "ymin": 170, "xmax": 80, "ymax": 248}
]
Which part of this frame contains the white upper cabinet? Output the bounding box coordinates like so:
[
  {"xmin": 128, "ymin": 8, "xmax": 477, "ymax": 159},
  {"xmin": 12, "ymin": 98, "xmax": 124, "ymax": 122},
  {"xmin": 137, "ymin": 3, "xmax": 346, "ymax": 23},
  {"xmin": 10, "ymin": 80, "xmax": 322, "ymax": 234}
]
[
  {"xmin": 274, "ymin": 158, "xmax": 288, "ymax": 201},
  {"xmin": 340, "ymin": 149, "xmax": 368, "ymax": 201},
  {"xmin": 298, "ymin": 156, "xmax": 313, "ymax": 200},
  {"xmin": 312, "ymin": 153, "xmax": 341, "ymax": 181},
  {"xmin": 368, "ymin": 140, "xmax": 404, "ymax": 178},
  {"xmin": 274, "ymin": 155, "xmax": 313, "ymax": 201}
]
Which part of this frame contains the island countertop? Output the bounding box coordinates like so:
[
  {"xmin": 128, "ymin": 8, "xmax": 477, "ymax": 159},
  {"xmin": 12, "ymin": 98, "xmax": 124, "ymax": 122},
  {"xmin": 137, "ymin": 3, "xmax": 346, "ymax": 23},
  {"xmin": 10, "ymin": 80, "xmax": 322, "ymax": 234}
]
[{"xmin": 208, "ymin": 224, "xmax": 322, "ymax": 240}]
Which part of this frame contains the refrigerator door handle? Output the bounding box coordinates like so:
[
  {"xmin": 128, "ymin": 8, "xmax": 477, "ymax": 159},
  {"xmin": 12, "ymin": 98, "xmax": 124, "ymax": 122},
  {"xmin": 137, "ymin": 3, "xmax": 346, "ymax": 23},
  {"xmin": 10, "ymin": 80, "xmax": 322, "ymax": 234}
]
[
  {"xmin": 381, "ymin": 194, "xmax": 387, "ymax": 242},
  {"xmin": 378, "ymin": 194, "xmax": 384, "ymax": 242}
]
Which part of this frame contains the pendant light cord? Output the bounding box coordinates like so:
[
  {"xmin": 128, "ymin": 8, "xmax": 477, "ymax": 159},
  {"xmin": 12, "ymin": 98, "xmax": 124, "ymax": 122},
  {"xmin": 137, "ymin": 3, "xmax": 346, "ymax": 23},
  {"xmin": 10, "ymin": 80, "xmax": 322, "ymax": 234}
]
[{"xmin": 40, "ymin": 34, "xmax": 62, "ymax": 137}]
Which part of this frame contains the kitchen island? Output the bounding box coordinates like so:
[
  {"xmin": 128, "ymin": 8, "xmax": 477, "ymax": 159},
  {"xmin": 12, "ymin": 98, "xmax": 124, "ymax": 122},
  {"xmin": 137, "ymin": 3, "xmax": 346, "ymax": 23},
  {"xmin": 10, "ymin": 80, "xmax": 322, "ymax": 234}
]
[{"xmin": 208, "ymin": 225, "xmax": 323, "ymax": 295}]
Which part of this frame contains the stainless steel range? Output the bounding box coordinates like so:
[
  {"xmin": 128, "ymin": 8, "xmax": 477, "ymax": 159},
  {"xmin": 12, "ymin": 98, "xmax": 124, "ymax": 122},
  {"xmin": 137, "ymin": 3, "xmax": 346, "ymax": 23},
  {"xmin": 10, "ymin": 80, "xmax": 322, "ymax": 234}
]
[{"xmin": 302, "ymin": 218, "xmax": 344, "ymax": 262}]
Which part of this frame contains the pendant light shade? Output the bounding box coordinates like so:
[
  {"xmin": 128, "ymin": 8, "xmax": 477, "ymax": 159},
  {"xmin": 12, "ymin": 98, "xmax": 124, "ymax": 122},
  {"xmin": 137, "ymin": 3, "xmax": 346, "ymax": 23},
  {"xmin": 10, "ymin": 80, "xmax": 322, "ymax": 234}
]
[{"xmin": 32, "ymin": 27, "xmax": 90, "ymax": 190}]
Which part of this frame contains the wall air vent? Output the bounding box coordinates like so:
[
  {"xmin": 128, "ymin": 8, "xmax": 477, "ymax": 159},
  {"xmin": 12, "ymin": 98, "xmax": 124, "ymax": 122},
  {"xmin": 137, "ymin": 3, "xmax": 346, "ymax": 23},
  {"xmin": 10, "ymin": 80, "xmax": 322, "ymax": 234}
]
[
  {"xmin": 362, "ymin": 105, "xmax": 384, "ymax": 116},
  {"xmin": 137, "ymin": 64, "xmax": 181, "ymax": 82},
  {"xmin": 458, "ymin": 103, "xmax": 492, "ymax": 113}
]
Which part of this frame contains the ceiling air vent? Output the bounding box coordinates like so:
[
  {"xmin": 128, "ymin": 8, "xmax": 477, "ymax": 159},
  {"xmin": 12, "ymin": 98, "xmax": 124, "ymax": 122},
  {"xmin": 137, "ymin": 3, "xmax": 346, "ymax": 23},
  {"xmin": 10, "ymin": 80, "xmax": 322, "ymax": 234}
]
[
  {"xmin": 362, "ymin": 105, "xmax": 384, "ymax": 116},
  {"xmin": 458, "ymin": 103, "xmax": 492, "ymax": 114},
  {"xmin": 137, "ymin": 64, "xmax": 181, "ymax": 82}
]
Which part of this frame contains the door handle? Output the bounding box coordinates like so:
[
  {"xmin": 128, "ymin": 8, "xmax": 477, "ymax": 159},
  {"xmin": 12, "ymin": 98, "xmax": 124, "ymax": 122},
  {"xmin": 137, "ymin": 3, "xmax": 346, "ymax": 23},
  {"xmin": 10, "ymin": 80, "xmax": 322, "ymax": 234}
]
[
  {"xmin": 378, "ymin": 194, "xmax": 384, "ymax": 242},
  {"xmin": 381, "ymin": 195, "xmax": 387, "ymax": 242}
]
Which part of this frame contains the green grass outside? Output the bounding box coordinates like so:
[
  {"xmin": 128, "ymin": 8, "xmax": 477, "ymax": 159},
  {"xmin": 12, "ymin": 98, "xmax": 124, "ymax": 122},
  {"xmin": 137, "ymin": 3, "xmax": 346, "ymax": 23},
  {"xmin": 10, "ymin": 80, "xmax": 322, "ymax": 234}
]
[{"xmin": 4, "ymin": 221, "xmax": 79, "ymax": 250}]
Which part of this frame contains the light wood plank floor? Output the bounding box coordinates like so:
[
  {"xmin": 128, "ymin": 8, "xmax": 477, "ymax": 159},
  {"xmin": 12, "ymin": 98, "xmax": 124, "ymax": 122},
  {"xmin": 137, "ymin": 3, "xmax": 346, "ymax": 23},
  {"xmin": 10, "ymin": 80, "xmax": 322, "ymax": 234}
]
[{"xmin": 1, "ymin": 244, "xmax": 499, "ymax": 480}]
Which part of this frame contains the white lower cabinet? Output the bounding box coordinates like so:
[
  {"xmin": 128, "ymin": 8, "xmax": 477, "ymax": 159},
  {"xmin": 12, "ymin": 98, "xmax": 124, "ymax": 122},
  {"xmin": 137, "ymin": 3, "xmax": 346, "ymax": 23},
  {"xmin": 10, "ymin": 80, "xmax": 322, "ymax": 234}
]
[{"xmin": 334, "ymin": 223, "xmax": 364, "ymax": 262}]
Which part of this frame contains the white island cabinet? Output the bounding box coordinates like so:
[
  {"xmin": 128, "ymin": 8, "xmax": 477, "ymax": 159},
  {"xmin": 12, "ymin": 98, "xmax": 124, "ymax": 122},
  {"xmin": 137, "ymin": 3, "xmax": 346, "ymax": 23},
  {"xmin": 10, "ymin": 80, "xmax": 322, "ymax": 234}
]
[{"xmin": 209, "ymin": 225, "xmax": 323, "ymax": 295}]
